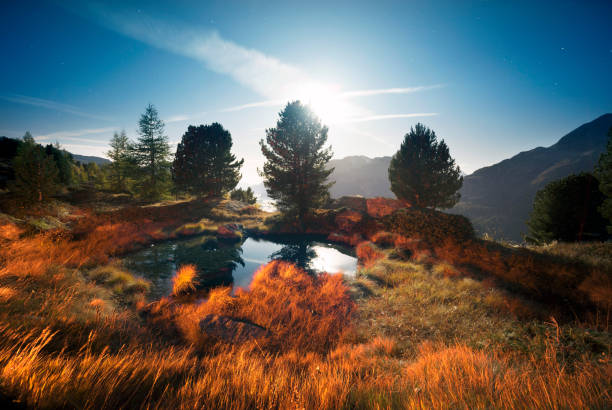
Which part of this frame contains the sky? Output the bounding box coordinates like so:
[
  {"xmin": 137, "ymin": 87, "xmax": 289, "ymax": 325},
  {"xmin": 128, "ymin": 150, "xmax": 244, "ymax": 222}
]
[{"xmin": 1, "ymin": 0, "xmax": 611, "ymax": 185}]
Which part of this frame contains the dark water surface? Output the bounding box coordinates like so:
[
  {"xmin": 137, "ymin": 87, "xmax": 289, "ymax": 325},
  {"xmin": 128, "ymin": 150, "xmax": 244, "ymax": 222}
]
[{"xmin": 122, "ymin": 235, "xmax": 357, "ymax": 299}]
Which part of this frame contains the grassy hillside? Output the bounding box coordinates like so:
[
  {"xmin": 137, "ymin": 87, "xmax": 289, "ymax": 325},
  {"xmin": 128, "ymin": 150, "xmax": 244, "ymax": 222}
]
[{"xmin": 0, "ymin": 199, "xmax": 609, "ymax": 408}]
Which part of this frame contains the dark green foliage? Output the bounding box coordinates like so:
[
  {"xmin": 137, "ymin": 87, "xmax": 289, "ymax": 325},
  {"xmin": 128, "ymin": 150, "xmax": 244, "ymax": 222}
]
[
  {"xmin": 107, "ymin": 130, "xmax": 133, "ymax": 192},
  {"xmin": 259, "ymin": 101, "xmax": 334, "ymax": 221},
  {"xmin": 44, "ymin": 143, "xmax": 73, "ymax": 186},
  {"xmin": 383, "ymin": 207, "xmax": 475, "ymax": 244},
  {"xmin": 595, "ymin": 127, "xmax": 612, "ymax": 232},
  {"xmin": 10, "ymin": 132, "xmax": 59, "ymax": 202},
  {"xmin": 230, "ymin": 187, "xmax": 257, "ymax": 204},
  {"xmin": 526, "ymin": 173, "xmax": 608, "ymax": 244},
  {"xmin": 132, "ymin": 104, "xmax": 171, "ymax": 200},
  {"xmin": 172, "ymin": 123, "xmax": 243, "ymax": 197},
  {"xmin": 388, "ymin": 123, "xmax": 462, "ymax": 209}
]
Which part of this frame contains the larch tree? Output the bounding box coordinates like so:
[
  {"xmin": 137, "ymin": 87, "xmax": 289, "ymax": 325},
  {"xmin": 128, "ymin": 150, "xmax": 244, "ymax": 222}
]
[
  {"xmin": 259, "ymin": 101, "xmax": 334, "ymax": 222},
  {"xmin": 172, "ymin": 123, "xmax": 243, "ymax": 197},
  {"xmin": 107, "ymin": 130, "xmax": 132, "ymax": 192},
  {"xmin": 132, "ymin": 104, "xmax": 171, "ymax": 200},
  {"xmin": 388, "ymin": 123, "xmax": 462, "ymax": 209}
]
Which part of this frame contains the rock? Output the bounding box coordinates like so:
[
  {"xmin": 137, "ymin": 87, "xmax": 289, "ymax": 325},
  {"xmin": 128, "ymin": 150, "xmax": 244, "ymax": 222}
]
[
  {"xmin": 199, "ymin": 315, "xmax": 271, "ymax": 344},
  {"xmin": 333, "ymin": 196, "xmax": 367, "ymax": 212},
  {"xmin": 327, "ymin": 232, "xmax": 363, "ymax": 246},
  {"xmin": 366, "ymin": 197, "xmax": 404, "ymax": 218},
  {"xmin": 217, "ymin": 224, "xmax": 242, "ymax": 240},
  {"xmin": 335, "ymin": 209, "xmax": 363, "ymax": 232}
]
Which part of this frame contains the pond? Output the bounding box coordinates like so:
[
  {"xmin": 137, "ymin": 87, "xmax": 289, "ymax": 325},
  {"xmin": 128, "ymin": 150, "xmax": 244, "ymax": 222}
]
[{"xmin": 122, "ymin": 235, "xmax": 358, "ymax": 299}]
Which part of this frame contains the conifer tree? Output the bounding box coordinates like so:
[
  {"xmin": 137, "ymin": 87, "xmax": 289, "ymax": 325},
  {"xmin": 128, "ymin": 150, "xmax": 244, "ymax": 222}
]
[
  {"xmin": 230, "ymin": 187, "xmax": 257, "ymax": 204},
  {"xmin": 172, "ymin": 123, "xmax": 243, "ymax": 197},
  {"xmin": 526, "ymin": 173, "xmax": 608, "ymax": 244},
  {"xmin": 259, "ymin": 101, "xmax": 334, "ymax": 221},
  {"xmin": 132, "ymin": 104, "xmax": 171, "ymax": 200},
  {"xmin": 107, "ymin": 130, "xmax": 132, "ymax": 192},
  {"xmin": 388, "ymin": 123, "xmax": 462, "ymax": 208},
  {"xmin": 10, "ymin": 132, "xmax": 59, "ymax": 202},
  {"xmin": 595, "ymin": 127, "xmax": 612, "ymax": 232}
]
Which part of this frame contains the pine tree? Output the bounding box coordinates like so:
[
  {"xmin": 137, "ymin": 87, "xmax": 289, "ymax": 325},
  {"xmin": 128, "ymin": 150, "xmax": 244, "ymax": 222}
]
[
  {"xmin": 595, "ymin": 127, "xmax": 612, "ymax": 232},
  {"xmin": 230, "ymin": 187, "xmax": 257, "ymax": 204},
  {"xmin": 388, "ymin": 123, "xmax": 462, "ymax": 209},
  {"xmin": 10, "ymin": 132, "xmax": 59, "ymax": 202},
  {"xmin": 107, "ymin": 130, "xmax": 132, "ymax": 192},
  {"xmin": 45, "ymin": 142, "xmax": 73, "ymax": 186},
  {"xmin": 526, "ymin": 173, "xmax": 608, "ymax": 244},
  {"xmin": 132, "ymin": 104, "xmax": 171, "ymax": 200},
  {"xmin": 172, "ymin": 123, "xmax": 243, "ymax": 197},
  {"xmin": 259, "ymin": 101, "xmax": 334, "ymax": 221}
]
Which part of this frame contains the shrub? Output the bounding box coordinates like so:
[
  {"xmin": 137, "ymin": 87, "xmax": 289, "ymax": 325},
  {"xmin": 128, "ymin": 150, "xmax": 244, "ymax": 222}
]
[{"xmin": 383, "ymin": 207, "xmax": 475, "ymax": 244}]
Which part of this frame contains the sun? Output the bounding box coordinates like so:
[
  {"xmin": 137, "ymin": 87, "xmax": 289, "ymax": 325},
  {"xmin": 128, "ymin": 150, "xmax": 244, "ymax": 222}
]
[{"xmin": 291, "ymin": 82, "xmax": 355, "ymax": 125}]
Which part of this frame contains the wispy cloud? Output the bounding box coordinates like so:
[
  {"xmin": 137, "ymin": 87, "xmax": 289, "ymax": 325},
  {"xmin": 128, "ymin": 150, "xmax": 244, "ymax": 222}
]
[
  {"xmin": 165, "ymin": 114, "xmax": 192, "ymax": 123},
  {"xmin": 36, "ymin": 127, "xmax": 116, "ymax": 140},
  {"xmin": 220, "ymin": 100, "xmax": 284, "ymax": 112},
  {"xmin": 87, "ymin": 5, "xmax": 308, "ymax": 100},
  {"xmin": 344, "ymin": 113, "xmax": 438, "ymax": 123},
  {"xmin": 341, "ymin": 85, "xmax": 444, "ymax": 98},
  {"xmin": 0, "ymin": 94, "xmax": 111, "ymax": 121}
]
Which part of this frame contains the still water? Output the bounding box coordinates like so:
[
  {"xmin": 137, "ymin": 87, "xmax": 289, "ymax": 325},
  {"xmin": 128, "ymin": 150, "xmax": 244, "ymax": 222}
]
[{"xmin": 122, "ymin": 235, "xmax": 357, "ymax": 299}]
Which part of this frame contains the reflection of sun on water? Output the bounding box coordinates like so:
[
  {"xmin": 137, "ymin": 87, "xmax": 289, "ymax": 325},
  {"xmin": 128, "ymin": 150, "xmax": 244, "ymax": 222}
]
[{"xmin": 310, "ymin": 245, "xmax": 357, "ymax": 276}]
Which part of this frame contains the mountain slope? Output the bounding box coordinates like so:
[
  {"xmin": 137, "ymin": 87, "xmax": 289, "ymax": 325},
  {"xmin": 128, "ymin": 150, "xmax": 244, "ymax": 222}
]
[
  {"xmin": 72, "ymin": 154, "xmax": 110, "ymax": 165},
  {"xmin": 328, "ymin": 155, "xmax": 393, "ymax": 198},
  {"xmin": 451, "ymin": 113, "xmax": 612, "ymax": 241}
]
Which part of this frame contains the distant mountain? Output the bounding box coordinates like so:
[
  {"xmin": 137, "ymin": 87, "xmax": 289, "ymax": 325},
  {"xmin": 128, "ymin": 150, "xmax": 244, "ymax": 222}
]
[
  {"xmin": 328, "ymin": 156, "xmax": 393, "ymax": 198},
  {"xmin": 251, "ymin": 155, "xmax": 394, "ymax": 201},
  {"xmin": 71, "ymin": 154, "xmax": 110, "ymax": 165},
  {"xmin": 451, "ymin": 114, "xmax": 612, "ymax": 242},
  {"xmin": 307, "ymin": 114, "xmax": 611, "ymax": 242}
]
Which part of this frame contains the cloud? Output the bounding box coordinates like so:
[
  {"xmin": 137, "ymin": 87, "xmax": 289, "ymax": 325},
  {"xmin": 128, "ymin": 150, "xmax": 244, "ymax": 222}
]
[
  {"xmin": 36, "ymin": 127, "xmax": 116, "ymax": 140},
  {"xmin": 87, "ymin": 5, "xmax": 308, "ymax": 100},
  {"xmin": 343, "ymin": 113, "xmax": 438, "ymax": 123},
  {"xmin": 220, "ymin": 100, "xmax": 285, "ymax": 112},
  {"xmin": 0, "ymin": 94, "xmax": 111, "ymax": 121},
  {"xmin": 165, "ymin": 114, "xmax": 192, "ymax": 123},
  {"xmin": 341, "ymin": 85, "xmax": 444, "ymax": 98}
]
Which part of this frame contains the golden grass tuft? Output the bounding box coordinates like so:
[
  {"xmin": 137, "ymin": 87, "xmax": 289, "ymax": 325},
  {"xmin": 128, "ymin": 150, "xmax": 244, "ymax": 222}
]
[{"xmin": 172, "ymin": 264, "xmax": 198, "ymax": 296}]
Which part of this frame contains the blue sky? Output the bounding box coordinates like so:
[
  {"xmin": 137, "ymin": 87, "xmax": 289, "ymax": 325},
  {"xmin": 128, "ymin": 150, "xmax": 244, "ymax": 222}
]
[{"xmin": 1, "ymin": 0, "xmax": 611, "ymax": 185}]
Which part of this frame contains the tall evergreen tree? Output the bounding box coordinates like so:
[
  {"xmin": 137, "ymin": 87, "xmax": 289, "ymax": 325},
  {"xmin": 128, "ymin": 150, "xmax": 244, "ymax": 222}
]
[
  {"xmin": 388, "ymin": 123, "xmax": 462, "ymax": 209},
  {"xmin": 45, "ymin": 142, "xmax": 73, "ymax": 186},
  {"xmin": 259, "ymin": 101, "xmax": 334, "ymax": 221},
  {"xmin": 595, "ymin": 127, "xmax": 612, "ymax": 232},
  {"xmin": 526, "ymin": 173, "xmax": 608, "ymax": 244},
  {"xmin": 107, "ymin": 130, "xmax": 132, "ymax": 192},
  {"xmin": 132, "ymin": 104, "xmax": 171, "ymax": 200},
  {"xmin": 10, "ymin": 132, "xmax": 59, "ymax": 202},
  {"xmin": 172, "ymin": 123, "xmax": 243, "ymax": 197}
]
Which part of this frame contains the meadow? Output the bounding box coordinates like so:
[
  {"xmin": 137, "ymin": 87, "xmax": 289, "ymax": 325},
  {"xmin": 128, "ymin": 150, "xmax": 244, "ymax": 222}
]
[{"xmin": 0, "ymin": 197, "xmax": 610, "ymax": 409}]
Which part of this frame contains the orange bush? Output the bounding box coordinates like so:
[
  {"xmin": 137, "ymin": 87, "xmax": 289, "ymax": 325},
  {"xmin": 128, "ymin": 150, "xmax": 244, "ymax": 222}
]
[{"xmin": 355, "ymin": 241, "xmax": 385, "ymax": 268}]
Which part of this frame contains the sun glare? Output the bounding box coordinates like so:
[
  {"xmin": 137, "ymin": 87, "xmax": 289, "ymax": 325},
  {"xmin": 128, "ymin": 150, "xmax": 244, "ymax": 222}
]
[{"xmin": 290, "ymin": 82, "xmax": 356, "ymax": 125}]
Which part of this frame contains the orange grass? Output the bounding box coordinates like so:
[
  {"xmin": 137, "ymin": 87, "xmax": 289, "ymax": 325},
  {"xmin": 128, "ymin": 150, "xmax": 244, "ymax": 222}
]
[
  {"xmin": 172, "ymin": 264, "xmax": 198, "ymax": 296},
  {"xmin": 356, "ymin": 241, "xmax": 386, "ymax": 268},
  {"xmin": 0, "ymin": 324, "xmax": 609, "ymax": 409},
  {"xmin": 167, "ymin": 261, "xmax": 355, "ymax": 353}
]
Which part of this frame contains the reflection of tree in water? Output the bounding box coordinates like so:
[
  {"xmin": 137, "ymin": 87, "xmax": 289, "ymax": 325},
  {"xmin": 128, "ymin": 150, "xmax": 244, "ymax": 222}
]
[
  {"xmin": 270, "ymin": 240, "xmax": 316, "ymax": 274},
  {"xmin": 174, "ymin": 236, "xmax": 245, "ymax": 289}
]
